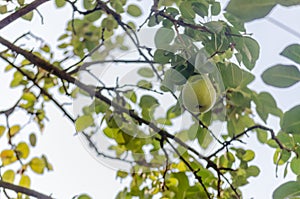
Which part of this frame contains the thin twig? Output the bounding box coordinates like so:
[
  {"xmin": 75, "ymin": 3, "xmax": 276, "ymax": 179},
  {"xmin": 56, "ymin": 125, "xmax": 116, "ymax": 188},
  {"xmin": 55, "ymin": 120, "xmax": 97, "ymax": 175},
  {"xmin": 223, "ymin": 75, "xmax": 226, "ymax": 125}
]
[{"xmin": 207, "ymin": 125, "xmax": 293, "ymax": 159}]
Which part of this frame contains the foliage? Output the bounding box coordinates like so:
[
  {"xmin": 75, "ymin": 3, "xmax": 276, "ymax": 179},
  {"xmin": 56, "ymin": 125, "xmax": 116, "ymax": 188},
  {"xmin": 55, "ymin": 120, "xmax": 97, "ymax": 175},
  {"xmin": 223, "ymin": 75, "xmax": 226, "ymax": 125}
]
[{"xmin": 0, "ymin": 0, "xmax": 300, "ymax": 198}]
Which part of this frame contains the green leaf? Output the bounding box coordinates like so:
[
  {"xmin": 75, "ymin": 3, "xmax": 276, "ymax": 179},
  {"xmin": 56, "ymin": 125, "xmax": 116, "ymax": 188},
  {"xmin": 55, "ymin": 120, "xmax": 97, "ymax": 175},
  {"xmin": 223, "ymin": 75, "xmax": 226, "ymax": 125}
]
[
  {"xmin": 123, "ymin": 91, "xmax": 137, "ymax": 103},
  {"xmin": 75, "ymin": 115, "xmax": 94, "ymax": 132},
  {"xmin": 93, "ymin": 99, "xmax": 110, "ymax": 114},
  {"xmin": 154, "ymin": 28, "xmax": 175, "ymax": 49},
  {"xmin": 21, "ymin": 92, "xmax": 36, "ymax": 108},
  {"xmin": 262, "ymin": 64, "xmax": 300, "ymax": 88},
  {"xmin": 55, "ymin": 0, "xmax": 66, "ymax": 8},
  {"xmin": 205, "ymin": 21, "xmax": 225, "ymax": 34},
  {"xmin": 254, "ymin": 92, "xmax": 283, "ymax": 122},
  {"xmin": 137, "ymin": 80, "xmax": 152, "ymax": 89},
  {"xmin": 85, "ymin": 11, "xmax": 102, "ymax": 22},
  {"xmin": 0, "ymin": 5, "xmax": 7, "ymax": 14},
  {"xmin": 191, "ymin": 2, "xmax": 208, "ymax": 18},
  {"xmin": 5, "ymin": 64, "xmax": 13, "ymax": 72},
  {"xmin": 226, "ymin": 0, "xmax": 276, "ymax": 22},
  {"xmin": 127, "ymin": 4, "xmax": 142, "ymax": 17},
  {"xmin": 3, "ymin": 170, "xmax": 15, "ymax": 183},
  {"xmin": 164, "ymin": 68, "xmax": 186, "ymax": 85},
  {"xmin": 256, "ymin": 129, "xmax": 268, "ymax": 143},
  {"xmin": 18, "ymin": 0, "xmax": 25, "ymax": 6},
  {"xmin": 29, "ymin": 157, "xmax": 46, "ymax": 174},
  {"xmin": 139, "ymin": 95, "xmax": 159, "ymax": 109},
  {"xmin": 273, "ymin": 181, "xmax": 300, "ymax": 199},
  {"xmin": 22, "ymin": 11, "xmax": 34, "ymax": 21},
  {"xmin": 274, "ymin": 149, "xmax": 291, "ymax": 165},
  {"xmin": 276, "ymin": 0, "xmax": 300, "ymax": 6},
  {"xmin": 281, "ymin": 105, "xmax": 300, "ymax": 134},
  {"xmin": 171, "ymin": 172, "xmax": 190, "ymax": 198},
  {"xmin": 267, "ymin": 139, "xmax": 279, "ymax": 148},
  {"xmin": 242, "ymin": 150, "xmax": 255, "ymax": 161},
  {"xmin": 179, "ymin": 2, "xmax": 195, "ymax": 19},
  {"xmin": 291, "ymin": 157, "xmax": 300, "ymax": 175},
  {"xmin": 78, "ymin": 194, "xmax": 92, "ymax": 199},
  {"xmin": 83, "ymin": 0, "xmax": 94, "ymax": 10},
  {"xmin": 211, "ymin": 2, "xmax": 221, "ymax": 15},
  {"xmin": 167, "ymin": 104, "xmax": 182, "ymax": 119},
  {"xmin": 137, "ymin": 67, "xmax": 154, "ymax": 78},
  {"xmin": 224, "ymin": 13, "xmax": 245, "ymax": 32},
  {"xmin": 218, "ymin": 63, "xmax": 255, "ymax": 89},
  {"xmin": 19, "ymin": 175, "xmax": 31, "ymax": 188},
  {"xmin": 234, "ymin": 36, "xmax": 260, "ymax": 70},
  {"xmin": 111, "ymin": 0, "xmax": 124, "ymax": 13},
  {"xmin": 197, "ymin": 128, "xmax": 213, "ymax": 149},
  {"xmin": 10, "ymin": 71, "xmax": 23, "ymax": 88},
  {"xmin": 103, "ymin": 127, "xmax": 119, "ymax": 139},
  {"xmin": 29, "ymin": 133, "xmax": 37, "ymax": 147},
  {"xmin": 148, "ymin": 15, "xmax": 163, "ymax": 27},
  {"xmin": 280, "ymin": 44, "xmax": 300, "ymax": 64},
  {"xmin": 277, "ymin": 132, "xmax": 294, "ymax": 148},
  {"xmin": 246, "ymin": 165, "xmax": 260, "ymax": 177},
  {"xmin": 116, "ymin": 170, "xmax": 128, "ymax": 179},
  {"xmin": 227, "ymin": 115, "xmax": 255, "ymax": 137},
  {"xmin": 41, "ymin": 44, "xmax": 50, "ymax": 53},
  {"xmin": 228, "ymin": 91, "xmax": 251, "ymax": 107},
  {"xmin": 153, "ymin": 49, "xmax": 171, "ymax": 64},
  {"xmin": 18, "ymin": 0, "xmax": 25, "ymax": 5},
  {"xmin": 161, "ymin": 69, "xmax": 175, "ymax": 92},
  {"xmin": 42, "ymin": 155, "xmax": 53, "ymax": 171}
]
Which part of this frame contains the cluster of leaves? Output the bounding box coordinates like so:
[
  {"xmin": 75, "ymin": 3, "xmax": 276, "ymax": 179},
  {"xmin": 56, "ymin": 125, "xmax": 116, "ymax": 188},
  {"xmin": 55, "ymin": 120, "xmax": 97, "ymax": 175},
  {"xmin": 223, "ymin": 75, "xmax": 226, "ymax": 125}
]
[
  {"xmin": 65, "ymin": 0, "xmax": 300, "ymax": 198},
  {"xmin": 0, "ymin": 0, "xmax": 34, "ymax": 21},
  {"xmin": 227, "ymin": 1, "xmax": 300, "ymax": 197},
  {"xmin": 0, "ymin": 0, "xmax": 300, "ymax": 199},
  {"xmin": 0, "ymin": 33, "xmax": 55, "ymax": 197}
]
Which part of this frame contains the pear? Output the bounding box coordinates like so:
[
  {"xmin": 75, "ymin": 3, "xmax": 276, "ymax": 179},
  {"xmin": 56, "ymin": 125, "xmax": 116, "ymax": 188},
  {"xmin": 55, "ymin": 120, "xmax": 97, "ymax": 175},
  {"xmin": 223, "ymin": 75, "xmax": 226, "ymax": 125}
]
[{"xmin": 181, "ymin": 75, "xmax": 216, "ymax": 113}]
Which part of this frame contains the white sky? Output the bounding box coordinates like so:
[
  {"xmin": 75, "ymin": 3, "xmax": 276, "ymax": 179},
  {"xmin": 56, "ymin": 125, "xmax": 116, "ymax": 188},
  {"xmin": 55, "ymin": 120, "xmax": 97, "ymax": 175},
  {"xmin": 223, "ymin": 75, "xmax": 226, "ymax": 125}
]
[{"xmin": 0, "ymin": 1, "xmax": 300, "ymax": 199}]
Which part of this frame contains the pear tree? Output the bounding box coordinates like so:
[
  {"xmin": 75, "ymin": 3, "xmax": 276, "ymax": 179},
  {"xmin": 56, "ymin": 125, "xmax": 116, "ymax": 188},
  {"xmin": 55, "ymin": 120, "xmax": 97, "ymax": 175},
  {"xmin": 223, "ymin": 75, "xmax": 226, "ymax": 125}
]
[{"xmin": 0, "ymin": 0, "xmax": 300, "ymax": 199}]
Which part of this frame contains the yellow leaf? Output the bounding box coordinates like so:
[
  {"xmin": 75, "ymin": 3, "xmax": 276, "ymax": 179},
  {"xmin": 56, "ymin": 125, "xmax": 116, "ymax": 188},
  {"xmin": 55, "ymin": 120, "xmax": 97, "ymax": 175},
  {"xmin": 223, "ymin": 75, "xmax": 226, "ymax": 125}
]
[
  {"xmin": 0, "ymin": 149, "xmax": 17, "ymax": 166},
  {"xmin": 3, "ymin": 170, "xmax": 15, "ymax": 183},
  {"xmin": 15, "ymin": 142, "xmax": 30, "ymax": 159},
  {"xmin": 0, "ymin": 125, "xmax": 5, "ymax": 137},
  {"xmin": 177, "ymin": 161, "xmax": 187, "ymax": 172},
  {"xmin": 8, "ymin": 125, "xmax": 21, "ymax": 137},
  {"xmin": 29, "ymin": 157, "xmax": 45, "ymax": 174},
  {"xmin": 75, "ymin": 115, "xmax": 94, "ymax": 132},
  {"xmin": 19, "ymin": 175, "xmax": 31, "ymax": 188}
]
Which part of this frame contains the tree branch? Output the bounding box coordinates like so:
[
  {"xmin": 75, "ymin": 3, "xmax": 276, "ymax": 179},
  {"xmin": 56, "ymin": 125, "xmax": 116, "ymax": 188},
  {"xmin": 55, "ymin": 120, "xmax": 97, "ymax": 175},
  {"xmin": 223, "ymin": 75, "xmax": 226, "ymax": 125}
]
[
  {"xmin": 0, "ymin": 0, "xmax": 49, "ymax": 30},
  {"xmin": 0, "ymin": 180, "xmax": 52, "ymax": 199},
  {"xmin": 68, "ymin": 59, "xmax": 157, "ymax": 75},
  {"xmin": 207, "ymin": 125, "xmax": 293, "ymax": 159},
  {"xmin": 0, "ymin": 53, "xmax": 135, "ymax": 166},
  {"xmin": 166, "ymin": 139, "xmax": 212, "ymax": 199},
  {"xmin": 0, "ymin": 36, "xmax": 203, "ymax": 162}
]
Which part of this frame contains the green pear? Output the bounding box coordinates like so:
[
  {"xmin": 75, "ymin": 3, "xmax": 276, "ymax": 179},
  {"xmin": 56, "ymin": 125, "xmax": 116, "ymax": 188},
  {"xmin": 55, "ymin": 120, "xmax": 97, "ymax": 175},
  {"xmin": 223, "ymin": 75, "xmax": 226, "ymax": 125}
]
[{"xmin": 181, "ymin": 75, "xmax": 216, "ymax": 113}]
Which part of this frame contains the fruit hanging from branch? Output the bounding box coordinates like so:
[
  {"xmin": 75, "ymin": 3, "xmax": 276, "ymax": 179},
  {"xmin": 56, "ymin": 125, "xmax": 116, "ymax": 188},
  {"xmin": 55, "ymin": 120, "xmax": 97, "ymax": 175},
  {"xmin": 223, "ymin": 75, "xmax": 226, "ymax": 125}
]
[{"xmin": 181, "ymin": 74, "xmax": 216, "ymax": 113}]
